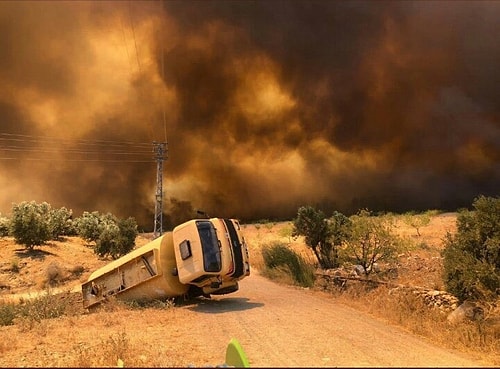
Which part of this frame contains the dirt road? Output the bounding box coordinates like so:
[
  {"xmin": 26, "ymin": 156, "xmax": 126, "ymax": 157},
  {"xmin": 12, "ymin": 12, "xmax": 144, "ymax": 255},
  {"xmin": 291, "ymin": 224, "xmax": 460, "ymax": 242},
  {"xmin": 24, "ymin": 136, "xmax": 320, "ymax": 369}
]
[{"xmin": 182, "ymin": 271, "xmax": 488, "ymax": 367}]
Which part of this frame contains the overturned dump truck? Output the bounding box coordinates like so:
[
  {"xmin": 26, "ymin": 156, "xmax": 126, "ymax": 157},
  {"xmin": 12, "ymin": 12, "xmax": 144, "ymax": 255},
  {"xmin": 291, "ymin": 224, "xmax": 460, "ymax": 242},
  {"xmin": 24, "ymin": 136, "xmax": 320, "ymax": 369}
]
[{"xmin": 82, "ymin": 218, "xmax": 250, "ymax": 309}]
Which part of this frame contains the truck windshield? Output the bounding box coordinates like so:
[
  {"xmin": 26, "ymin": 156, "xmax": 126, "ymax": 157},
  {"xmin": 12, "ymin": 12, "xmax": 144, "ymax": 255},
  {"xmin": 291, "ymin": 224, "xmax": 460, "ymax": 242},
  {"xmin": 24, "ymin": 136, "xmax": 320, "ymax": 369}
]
[{"xmin": 196, "ymin": 221, "xmax": 222, "ymax": 272}]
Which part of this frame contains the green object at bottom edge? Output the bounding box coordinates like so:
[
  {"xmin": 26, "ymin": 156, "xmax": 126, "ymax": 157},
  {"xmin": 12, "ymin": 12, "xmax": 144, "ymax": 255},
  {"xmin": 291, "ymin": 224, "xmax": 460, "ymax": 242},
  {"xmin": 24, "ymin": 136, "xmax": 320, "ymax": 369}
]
[{"xmin": 225, "ymin": 338, "xmax": 250, "ymax": 368}]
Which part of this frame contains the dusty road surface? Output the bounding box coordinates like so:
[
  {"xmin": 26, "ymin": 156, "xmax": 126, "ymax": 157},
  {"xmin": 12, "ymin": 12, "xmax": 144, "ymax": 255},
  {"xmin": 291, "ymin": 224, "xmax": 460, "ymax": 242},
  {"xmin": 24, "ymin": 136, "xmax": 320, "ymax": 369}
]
[{"xmin": 180, "ymin": 271, "xmax": 488, "ymax": 367}]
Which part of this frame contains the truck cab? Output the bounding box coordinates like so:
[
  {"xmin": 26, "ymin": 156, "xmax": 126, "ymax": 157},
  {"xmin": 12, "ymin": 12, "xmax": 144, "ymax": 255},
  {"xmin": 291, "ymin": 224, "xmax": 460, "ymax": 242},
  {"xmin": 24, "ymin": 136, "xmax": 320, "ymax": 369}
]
[{"xmin": 173, "ymin": 218, "xmax": 251, "ymax": 296}]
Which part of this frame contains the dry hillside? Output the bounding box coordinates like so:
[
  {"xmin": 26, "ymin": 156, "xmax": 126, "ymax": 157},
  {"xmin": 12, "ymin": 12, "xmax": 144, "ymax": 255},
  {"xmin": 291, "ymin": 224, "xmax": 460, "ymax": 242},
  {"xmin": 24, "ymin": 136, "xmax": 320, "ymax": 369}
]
[{"xmin": 0, "ymin": 212, "xmax": 498, "ymax": 367}]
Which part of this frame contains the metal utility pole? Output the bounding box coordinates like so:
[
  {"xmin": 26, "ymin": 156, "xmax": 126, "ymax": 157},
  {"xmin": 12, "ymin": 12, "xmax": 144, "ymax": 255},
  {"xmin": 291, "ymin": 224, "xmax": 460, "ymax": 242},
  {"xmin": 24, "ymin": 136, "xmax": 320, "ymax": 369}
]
[{"xmin": 153, "ymin": 141, "xmax": 167, "ymax": 239}]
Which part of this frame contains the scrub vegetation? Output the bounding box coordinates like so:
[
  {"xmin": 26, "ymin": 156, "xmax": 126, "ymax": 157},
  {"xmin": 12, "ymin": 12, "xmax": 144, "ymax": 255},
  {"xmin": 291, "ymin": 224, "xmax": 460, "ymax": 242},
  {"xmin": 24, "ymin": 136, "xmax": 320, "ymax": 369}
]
[
  {"xmin": 6, "ymin": 201, "xmax": 138, "ymax": 259},
  {"xmin": 0, "ymin": 196, "xmax": 499, "ymax": 365}
]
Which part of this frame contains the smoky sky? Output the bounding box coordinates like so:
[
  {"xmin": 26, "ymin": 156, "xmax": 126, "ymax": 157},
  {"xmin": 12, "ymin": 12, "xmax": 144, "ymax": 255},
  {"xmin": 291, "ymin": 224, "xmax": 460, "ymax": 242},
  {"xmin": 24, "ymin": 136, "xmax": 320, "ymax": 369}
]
[{"xmin": 0, "ymin": 0, "xmax": 498, "ymax": 230}]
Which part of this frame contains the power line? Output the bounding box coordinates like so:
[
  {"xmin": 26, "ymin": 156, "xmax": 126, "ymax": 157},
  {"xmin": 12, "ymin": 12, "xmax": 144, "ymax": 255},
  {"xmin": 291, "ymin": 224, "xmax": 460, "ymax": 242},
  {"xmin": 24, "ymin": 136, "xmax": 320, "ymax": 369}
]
[
  {"xmin": 160, "ymin": 0, "xmax": 168, "ymax": 144},
  {"xmin": 128, "ymin": 0, "xmax": 141, "ymax": 71},
  {"xmin": 120, "ymin": 16, "xmax": 133, "ymax": 73},
  {"xmin": 0, "ymin": 157, "xmax": 154, "ymax": 163},
  {"xmin": 0, "ymin": 132, "xmax": 152, "ymax": 147},
  {"xmin": 0, "ymin": 140, "xmax": 149, "ymax": 154},
  {"xmin": 0, "ymin": 132, "xmax": 157, "ymax": 163}
]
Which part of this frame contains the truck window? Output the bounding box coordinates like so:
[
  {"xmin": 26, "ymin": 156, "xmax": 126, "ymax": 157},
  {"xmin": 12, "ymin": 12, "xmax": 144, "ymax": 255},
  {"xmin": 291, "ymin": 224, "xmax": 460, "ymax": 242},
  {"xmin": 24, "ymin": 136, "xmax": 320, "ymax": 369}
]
[
  {"xmin": 196, "ymin": 221, "xmax": 222, "ymax": 272},
  {"xmin": 179, "ymin": 240, "xmax": 192, "ymax": 260}
]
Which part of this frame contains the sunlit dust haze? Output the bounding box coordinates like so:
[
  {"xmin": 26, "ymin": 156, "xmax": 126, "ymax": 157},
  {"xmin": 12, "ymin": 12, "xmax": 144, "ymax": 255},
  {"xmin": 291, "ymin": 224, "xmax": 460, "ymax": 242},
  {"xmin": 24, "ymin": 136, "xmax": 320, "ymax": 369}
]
[{"xmin": 0, "ymin": 1, "xmax": 498, "ymax": 230}]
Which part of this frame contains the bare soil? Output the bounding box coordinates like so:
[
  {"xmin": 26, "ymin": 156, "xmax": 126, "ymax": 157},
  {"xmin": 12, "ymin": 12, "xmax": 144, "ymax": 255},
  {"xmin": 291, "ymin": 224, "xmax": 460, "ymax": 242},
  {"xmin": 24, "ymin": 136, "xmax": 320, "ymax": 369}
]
[{"xmin": 0, "ymin": 213, "xmax": 496, "ymax": 367}]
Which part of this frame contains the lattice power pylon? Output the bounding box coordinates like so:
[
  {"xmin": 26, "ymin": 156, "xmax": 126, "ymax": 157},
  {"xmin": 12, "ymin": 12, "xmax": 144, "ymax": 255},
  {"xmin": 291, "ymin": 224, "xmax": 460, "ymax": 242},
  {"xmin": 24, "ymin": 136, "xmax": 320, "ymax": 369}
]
[{"xmin": 153, "ymin": 141, "xmax": 167, "ymax": 239}]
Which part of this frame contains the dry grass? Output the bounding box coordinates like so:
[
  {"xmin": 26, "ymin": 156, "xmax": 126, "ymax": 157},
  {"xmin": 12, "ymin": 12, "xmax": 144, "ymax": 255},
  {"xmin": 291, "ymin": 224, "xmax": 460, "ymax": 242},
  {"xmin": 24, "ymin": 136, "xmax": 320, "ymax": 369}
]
[
  {"xmin": 71, "ymin": 327, "xmax": 188, "ymax": 367},
  {"xmin": 0, "ymin": 291, "xmax": 188, "ymax": 367},
  {"xmin": 332, "ymin": 283, "xmax": 500, "ymax": 365},
  {"xmin": 73, "ymin": 330, "xmax": 130, "ymax": 367}
]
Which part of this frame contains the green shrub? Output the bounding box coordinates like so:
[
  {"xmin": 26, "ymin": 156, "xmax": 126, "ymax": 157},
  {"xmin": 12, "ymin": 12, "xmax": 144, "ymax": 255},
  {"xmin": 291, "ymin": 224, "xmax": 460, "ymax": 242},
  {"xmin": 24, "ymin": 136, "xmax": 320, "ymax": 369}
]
[
  {"xmin": 442, "ymin": 195, "xmax": 500, "ymax": 302},
  {"xmin": 0, "ymin": 215, "xmax": 10, "ymax": 237},
  {"xmin": 403, "ymin": 211, "xmax": 431, "ymax": 237},
  {"xmin": 115, "ymin": 217, "xmax": 139, "ymax": 256},
  {"xmin": 292, "ymin": 206, "xmax": 350, "ymax": 269},
  {"xmin": 341, "ymin": 209, "xmax": 404, "ymax": 276},
  {"xmin": 10, "ymin": 201, "xmax": 52, "ymax": 249},
  {"xmin": 0, "ymin": 302, "xmax": 17, "ymax": 326},
  {"xmin": 49, "ymin": 206, "xmax": 76, "ymax": 239},
  {"xmin": 77, "ymin": 212, "xmax": 138, "ymax": 259},
  {"xmin": 10, "ymin": 202, "xmax": 78, "ymax": 247},
  {"xmin": 95, "ymin": 216, "xmax": 137, "ymax": 259},
  {"xmin": 17, "ymin": 290, "xmax": 68, "ymax": 324},
  {"xmin": 95, "ymin": 221, "xmax": 121, "ymax": 258},
  {"xmin": 262, "ymin": 241, "xmax": 315, "ymax": 287},
  {"xmin": 75, "ymin": 211, "xmax": 105, "ymax": 243}
]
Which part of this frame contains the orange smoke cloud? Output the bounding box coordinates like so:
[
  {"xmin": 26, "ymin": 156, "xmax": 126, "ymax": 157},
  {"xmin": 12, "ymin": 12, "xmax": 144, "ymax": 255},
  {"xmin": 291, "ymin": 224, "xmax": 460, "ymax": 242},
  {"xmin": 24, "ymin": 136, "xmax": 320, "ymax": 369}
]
[{"xmin": 0, "ymin": 1, "xmax": 498, "ymax": 230}]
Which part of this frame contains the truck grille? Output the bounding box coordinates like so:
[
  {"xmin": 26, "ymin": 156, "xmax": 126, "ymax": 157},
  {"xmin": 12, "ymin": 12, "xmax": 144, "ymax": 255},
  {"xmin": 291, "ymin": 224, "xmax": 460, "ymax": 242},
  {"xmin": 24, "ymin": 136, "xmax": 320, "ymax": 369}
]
[{"xmin": 223, "ymin": 219, "xmax": 244, "ymax": 278}]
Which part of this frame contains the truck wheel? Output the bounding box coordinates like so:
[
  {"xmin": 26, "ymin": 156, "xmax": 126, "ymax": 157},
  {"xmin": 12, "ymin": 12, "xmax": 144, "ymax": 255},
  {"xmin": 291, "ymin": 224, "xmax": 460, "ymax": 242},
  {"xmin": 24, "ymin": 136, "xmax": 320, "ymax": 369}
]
[{"xmin": 187, "ymin": 285, "xmax": 204, "ymax": 298}]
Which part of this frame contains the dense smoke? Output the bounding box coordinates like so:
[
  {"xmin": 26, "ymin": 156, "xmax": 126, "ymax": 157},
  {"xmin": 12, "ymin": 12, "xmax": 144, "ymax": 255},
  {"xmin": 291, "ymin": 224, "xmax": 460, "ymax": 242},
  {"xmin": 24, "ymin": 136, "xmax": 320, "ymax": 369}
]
[{"xmin": 0, "ymin": 1, "xmax": 498, "ymax": 230}]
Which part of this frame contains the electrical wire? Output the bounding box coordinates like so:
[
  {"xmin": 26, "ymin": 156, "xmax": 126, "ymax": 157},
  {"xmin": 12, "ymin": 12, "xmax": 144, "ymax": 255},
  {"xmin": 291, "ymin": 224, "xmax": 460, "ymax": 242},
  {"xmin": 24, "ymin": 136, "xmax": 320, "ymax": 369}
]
[
  {"xmin": 0, "ymin": 132, "xmax": 159, "ymax": 163},
  {"xmin": 128, "ymin": 0, "xmax": 141, "ymax": 71},
  {"xmin": 0, "ymin": 132, "xmax": 151, "ymax": 145}
]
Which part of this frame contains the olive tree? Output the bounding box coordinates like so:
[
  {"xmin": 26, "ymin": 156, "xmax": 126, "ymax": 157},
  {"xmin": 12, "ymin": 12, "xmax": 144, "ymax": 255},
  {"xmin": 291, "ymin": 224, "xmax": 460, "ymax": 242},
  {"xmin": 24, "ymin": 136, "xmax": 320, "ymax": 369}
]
[
  {"xmin": 95, "ymin": 217, "xmax": 138, "ymax": 259},
  {"xmin": 341, "ymin": 209, "xmax": 402, "ymax": 276},
  {"xmin": 48, "ymin": 206, "xmax": 76, "ymax": 239},
  {"xmin": 10, "ymin": 201, "xmax": 52, "ymax": 249},
  {"xmin": 442, "ymin": 195, "xmax": 500, "ymax": 302},
  {"xmin": 75, "ymin": 211, "xmax": 137, "ymax": 259},
  {"xmin": 292, "ymin": 206, "xmax": 351, "ymax": 269},
  {"xmin": 75, "ymin": 211, "xmax": 105, "ymax": 243},
  {"xmin": 403, "ymin": 211, "xmax": 432, "ymax": 237}
]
